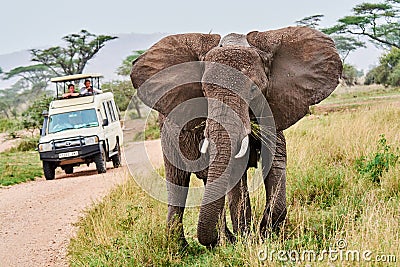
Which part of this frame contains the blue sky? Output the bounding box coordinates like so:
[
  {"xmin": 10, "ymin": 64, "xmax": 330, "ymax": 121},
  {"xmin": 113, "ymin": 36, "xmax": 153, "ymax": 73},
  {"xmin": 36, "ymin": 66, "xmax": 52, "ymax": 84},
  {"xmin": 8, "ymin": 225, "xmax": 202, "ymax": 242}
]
[{"xmin": 1, "ymin": 0, "xmax": 382, "ymax": 70}]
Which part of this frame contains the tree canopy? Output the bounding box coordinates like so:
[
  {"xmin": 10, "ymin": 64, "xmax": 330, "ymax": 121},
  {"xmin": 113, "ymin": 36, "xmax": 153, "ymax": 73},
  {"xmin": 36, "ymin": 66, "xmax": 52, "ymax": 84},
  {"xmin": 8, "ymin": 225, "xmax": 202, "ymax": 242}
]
[
  {"xmin": 295, "ymin": 14, "xmax": 325, "ymax": 29},
  {"xmin": 331, "ymin": 35, "xmax": 366, "ymax": 63},
  {"xmin": 365, "ymin": 47, "xmax": 400, "ymax": 86},
  {"xmin": 324, "ymin": 0, "xmax": 400, "ymax": 49},
  {"xmin": 116, "ymin": 50, "xmax": 145, "ymax": 76},
  {"xmin": 30, "ymin": 29, "xmax": 117, "ymax": 76},
  {"xmin": 3, "ymin": 64, "xmax": 53, "ymax": 94}
]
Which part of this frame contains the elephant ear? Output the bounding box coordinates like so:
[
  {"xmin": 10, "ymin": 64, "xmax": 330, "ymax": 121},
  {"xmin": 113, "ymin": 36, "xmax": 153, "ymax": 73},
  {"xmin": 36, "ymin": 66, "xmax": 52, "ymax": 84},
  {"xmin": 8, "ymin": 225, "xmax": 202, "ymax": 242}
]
[
  {"xmin": 247, "ymin": 26, "xmax": 342, "ymax": 131},
  {"xmin": 131, "ymin": 33, "xmax": 221, "ymax": 115}
]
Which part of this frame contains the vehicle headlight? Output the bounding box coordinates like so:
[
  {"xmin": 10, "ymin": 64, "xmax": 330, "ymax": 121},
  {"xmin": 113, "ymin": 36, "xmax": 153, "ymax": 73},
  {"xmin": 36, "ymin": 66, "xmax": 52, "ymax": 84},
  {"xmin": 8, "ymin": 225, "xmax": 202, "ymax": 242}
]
[
  {"xmin": 38, "ymin": 142, "xmax": 53, "ymax": 152},
  {"xmin": 84, "ymin": 136, "xmax": 99, "ymax": 145}
]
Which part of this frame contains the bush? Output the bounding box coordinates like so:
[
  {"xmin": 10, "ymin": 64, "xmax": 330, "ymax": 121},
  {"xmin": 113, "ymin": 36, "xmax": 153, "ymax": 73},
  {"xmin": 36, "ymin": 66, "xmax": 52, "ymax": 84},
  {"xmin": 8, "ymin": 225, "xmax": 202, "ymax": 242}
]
[
  {"xmin": 365, "ymin": 48, "xmax": 400, "ymax": 87},
  {"xmin": 355, "ymin": 134, "xmax": 399, "ymax": 183},
  {"xmin": 8, "ymin": 136, "xmax": 39, "ymax": 152},
  {"xmin": 22, "ymin": 94, "xmax": 53, "ymax": 133},
  {"xmin": 342, "ymin": 63, "xmax": 358, "ymax": 86},
  {"xmin": 0, "ymin": 118, "xmax": 22, "ymax": 133}
]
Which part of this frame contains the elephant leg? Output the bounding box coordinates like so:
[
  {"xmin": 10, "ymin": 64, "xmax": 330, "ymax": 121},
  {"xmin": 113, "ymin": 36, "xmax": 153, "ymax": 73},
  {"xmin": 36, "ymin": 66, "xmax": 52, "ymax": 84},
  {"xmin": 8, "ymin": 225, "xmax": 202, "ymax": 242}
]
[
  {"xmin": 260, "ymin": 131, "xmax": 287, "ymax": 236},
  {"xmin": 165, "ymin": 156, "xmax": 191, "ymax": 248},
  {"xmin": 228, "ymin": 172, "xmax": 251, "ymax": 236}
]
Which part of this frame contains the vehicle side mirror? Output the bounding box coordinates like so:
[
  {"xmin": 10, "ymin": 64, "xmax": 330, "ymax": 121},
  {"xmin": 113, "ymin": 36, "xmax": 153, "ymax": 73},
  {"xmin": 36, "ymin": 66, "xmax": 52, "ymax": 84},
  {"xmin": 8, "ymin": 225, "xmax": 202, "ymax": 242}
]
[
  {"xmin": 39, "ymin": 128, "xmax": 43, "ymax": 135},
  {"xmin": 102, "ymin": 118, "xmax": 109, "ymax": 126}
]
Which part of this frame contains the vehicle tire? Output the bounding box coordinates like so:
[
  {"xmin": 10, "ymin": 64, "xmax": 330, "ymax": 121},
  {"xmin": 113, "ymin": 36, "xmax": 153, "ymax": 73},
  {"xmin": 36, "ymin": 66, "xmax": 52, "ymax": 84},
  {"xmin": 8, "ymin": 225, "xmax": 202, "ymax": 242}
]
[
  {"xmin": 65, "ymin": 165, "xmax": 73, "ymax": 174},
  {"xmin": 111, "ymin": 142, "xmax": 121, "ymax": 168},
  {"xmin": 43, "ymin": 161, "xmax": 56, "ymax": 180},
  {"xmin": 94, "ymin": 147, "xmax": 107, "ymax": 174}
]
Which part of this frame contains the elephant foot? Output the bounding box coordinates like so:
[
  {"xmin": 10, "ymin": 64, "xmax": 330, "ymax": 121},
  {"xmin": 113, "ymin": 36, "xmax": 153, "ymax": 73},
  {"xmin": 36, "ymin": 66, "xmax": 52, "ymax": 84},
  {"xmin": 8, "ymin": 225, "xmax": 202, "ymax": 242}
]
[
  {"xmin": 197, "ymin": 225, "xmax": 220, "ymax": 249},
  {"xmin": 259, "ymin": 206, "xmax": 287, "ymax": 238},
  {"xmin": 178, "ymin": 237, "xmax": 189, "ymax": 251},
  {"xmin": 166, "ymin": 228, "xmax": 189, "ymax": 251},
  {"xmin": 224, "ymin": 225, "xmax": 236, "ymax": 244}
]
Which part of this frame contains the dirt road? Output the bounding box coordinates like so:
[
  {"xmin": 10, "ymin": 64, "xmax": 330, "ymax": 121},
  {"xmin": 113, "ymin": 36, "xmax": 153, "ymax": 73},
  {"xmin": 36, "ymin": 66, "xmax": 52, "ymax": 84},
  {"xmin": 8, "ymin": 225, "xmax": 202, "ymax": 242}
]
[{"xmin": 0, "ymin": 140, "xmax": 162, "ymax": 267}]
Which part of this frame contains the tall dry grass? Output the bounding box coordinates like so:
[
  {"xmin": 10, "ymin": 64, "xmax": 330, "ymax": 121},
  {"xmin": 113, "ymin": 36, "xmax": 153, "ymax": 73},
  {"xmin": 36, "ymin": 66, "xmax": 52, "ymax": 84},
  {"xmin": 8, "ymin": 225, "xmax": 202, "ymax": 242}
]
[{"xmin": 69, "ymin": 102, "xmax": 400, "ymax": 266}]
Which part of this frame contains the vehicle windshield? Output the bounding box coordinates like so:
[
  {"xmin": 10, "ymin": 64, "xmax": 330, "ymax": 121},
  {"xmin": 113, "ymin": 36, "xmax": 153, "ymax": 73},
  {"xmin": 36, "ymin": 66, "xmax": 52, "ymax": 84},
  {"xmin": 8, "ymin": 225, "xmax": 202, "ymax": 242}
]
[{"xmin": 48, "ymin": 109, "xmax": 99, "ymax": 134}]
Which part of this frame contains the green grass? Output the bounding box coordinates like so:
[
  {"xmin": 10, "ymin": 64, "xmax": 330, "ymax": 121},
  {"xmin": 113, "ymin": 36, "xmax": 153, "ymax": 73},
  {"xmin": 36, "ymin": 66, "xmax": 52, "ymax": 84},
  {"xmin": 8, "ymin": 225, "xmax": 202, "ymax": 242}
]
[
  {"xmin": 323, "ymin": 84, "xmax": 400, "ymax": 103},
  {"xmin": 0, "ymin": 151, "xmax": 43, "ymax": 186},
  {"xmin": 69, "ymin": 89, "xmax": 400, "ymax": 266},
  {"xmin": 314, "ymin": 85, "xmax": 400, "ymax": 114}
]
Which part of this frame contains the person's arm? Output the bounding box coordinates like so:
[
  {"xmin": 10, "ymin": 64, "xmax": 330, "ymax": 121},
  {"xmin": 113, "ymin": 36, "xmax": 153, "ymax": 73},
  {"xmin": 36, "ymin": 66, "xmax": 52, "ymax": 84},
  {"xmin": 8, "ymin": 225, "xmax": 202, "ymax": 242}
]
[{"xmin": 93, "ymin": 87, "xmax": 103, "ymax": 94}]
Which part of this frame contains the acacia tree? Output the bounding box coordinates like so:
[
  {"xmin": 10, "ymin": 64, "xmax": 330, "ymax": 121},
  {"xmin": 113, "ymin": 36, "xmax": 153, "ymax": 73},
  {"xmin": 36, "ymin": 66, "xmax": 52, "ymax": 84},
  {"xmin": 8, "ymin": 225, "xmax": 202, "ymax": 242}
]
[
  {"xmin": 295, "ymin": 14, "xmax": 325, "ymax": 28},
  {"xmin": 30, "ymin": 29, "xmax": 117, "ymax": 76},
  {"xmin": 3, "ymin": 64, "xmax": 53, "ymax": 94},
  {"xmin": 324, "ymin": 1, "xmax": 400, "ymax": 49},
  {"xmin": 331, "ymin": 35, "xmax": 366, "ymax": 63},
  {"xmin": 0, "ymin": 80, "xmax": 30, "ymax": 119}
]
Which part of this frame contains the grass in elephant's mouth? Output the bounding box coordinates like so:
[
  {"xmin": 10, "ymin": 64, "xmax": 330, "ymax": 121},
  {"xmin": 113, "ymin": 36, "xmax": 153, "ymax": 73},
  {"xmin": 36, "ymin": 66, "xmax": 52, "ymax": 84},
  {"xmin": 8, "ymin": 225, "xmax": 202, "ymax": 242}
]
[{"xmin": 68, "ymin": 101, "xmax": 400, "ymax": 266}]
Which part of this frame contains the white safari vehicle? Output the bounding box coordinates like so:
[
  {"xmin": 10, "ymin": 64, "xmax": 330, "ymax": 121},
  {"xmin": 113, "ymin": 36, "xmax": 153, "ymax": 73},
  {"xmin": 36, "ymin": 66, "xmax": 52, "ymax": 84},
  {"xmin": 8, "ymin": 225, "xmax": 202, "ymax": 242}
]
[{"xmin": 38, "ymin": 74, "xmax": 123, "ymax": 180}]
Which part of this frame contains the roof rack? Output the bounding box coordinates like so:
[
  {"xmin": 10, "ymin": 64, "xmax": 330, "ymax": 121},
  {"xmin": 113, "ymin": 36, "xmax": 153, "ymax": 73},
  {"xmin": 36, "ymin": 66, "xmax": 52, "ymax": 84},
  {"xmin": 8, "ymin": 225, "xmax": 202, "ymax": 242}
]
[
  {"xmin": 50, "ymin": 73, "xmax": 103, "ymax": 83},
  {"xmin": 50, "ymin": 73, "xmax": 103, "ymax": 98}
]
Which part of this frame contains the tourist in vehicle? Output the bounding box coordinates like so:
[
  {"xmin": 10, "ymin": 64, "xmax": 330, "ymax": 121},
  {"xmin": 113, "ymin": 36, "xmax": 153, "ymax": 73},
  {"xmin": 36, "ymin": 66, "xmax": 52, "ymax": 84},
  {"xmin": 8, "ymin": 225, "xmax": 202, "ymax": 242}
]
[
  {"xmin": 62, "ymin": 84, "xmax": 79, "ymax": 98},
  {"xmin": 80, "ymin": 79, "xmax": 103, "ymax": 95}
]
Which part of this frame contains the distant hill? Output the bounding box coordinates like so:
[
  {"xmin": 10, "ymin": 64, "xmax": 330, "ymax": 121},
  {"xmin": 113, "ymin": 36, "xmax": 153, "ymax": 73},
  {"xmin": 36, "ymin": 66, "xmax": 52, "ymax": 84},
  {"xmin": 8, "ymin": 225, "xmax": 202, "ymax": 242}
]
[
  {"xmin": 0, "ymin": 31, "xmax": 381, "ymax": 89},
  {"xmin": 0, "ymin": 32, "xmax": 168, "ymax": 88}
]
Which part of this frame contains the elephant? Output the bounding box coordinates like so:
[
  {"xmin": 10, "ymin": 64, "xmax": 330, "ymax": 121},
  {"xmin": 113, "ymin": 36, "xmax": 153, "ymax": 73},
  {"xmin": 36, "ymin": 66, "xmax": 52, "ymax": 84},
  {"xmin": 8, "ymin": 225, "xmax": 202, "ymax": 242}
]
[{"xmin": 130, "ymin": 26, "xmax": 342, "ymax": 248}]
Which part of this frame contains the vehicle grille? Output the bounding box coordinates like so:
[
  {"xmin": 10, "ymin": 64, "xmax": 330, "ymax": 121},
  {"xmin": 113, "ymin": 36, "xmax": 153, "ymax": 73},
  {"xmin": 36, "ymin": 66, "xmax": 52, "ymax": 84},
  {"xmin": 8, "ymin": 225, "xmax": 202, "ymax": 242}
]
[{"xmin": 54, "ymin": 138, "xmax": 82, "ymax": 149}]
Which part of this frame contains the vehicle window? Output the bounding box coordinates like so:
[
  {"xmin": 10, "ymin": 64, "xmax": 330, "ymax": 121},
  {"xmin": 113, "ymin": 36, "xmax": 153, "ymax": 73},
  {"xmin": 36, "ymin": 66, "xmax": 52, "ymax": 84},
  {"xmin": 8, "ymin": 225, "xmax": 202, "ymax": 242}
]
[
  {"xmin": 107, "ymin": 101, "xmax": 116, "ymax": 122},
  {"xmin": 48, "ymin": 109, "xmax": 99, "ymax": 134},
  {"xmin": 103, "ymin": 102, "xmax": 110, "ymax": 121},
  {"xmin": 111, "ymin": 100, "xmax": 120, "ymax": 120}
]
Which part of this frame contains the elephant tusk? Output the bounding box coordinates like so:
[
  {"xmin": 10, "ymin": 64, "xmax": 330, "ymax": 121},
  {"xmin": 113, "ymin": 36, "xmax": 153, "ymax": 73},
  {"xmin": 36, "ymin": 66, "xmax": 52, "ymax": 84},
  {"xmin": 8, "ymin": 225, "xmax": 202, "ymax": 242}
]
[
  {"xmin": 234, "ymin": 135, "xmax": 249, "ymax": 159},
  {"xmin": 200, "ymin": 138, "xmax": 210, "ymax": 154}
]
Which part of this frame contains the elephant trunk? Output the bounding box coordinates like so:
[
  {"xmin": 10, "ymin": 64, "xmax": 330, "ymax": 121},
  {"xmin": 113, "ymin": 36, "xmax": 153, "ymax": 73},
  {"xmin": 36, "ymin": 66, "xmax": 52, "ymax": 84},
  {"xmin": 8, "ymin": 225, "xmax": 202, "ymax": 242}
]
[
  {"xmin": 197, "ymin": 95, "xmax": 250, "ymax": 247},
  {"xmin": 197, "ymin": 122, "xmax": 232, "ymax": 247}
]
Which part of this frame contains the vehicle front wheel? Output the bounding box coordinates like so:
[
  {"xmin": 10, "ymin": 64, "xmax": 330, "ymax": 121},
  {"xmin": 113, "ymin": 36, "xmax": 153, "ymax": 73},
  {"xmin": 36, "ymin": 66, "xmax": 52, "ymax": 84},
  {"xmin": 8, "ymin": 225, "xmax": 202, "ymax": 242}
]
[
  {"xmin": 43, "ymin": 161, "xmax": 56, "ymax": 180},
  {"xmin": 94, "ymin": 147, "xmax": 107, "ymax": 174}
]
